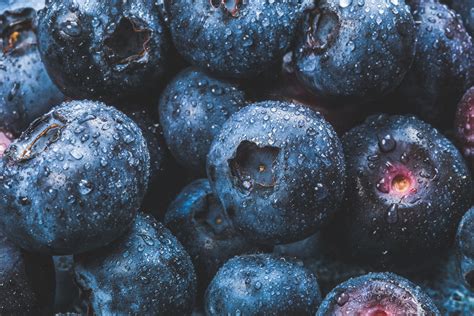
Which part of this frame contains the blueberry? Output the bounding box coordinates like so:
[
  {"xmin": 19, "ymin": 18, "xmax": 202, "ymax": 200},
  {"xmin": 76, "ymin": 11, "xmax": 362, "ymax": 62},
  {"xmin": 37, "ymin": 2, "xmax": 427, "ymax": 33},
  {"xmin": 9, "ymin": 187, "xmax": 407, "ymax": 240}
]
[
  {"xmin": 339, "ymin": 114, "xmax": 472, "ymax": 266},
  {"xmin": 317, "ymin": 272, "xmax": 440, "ymax": 315},
  {"xmin": 456, "ymin": 207, "xmax": 474, "ymax": 290},
  {"xmin": 37, "ymin": 0, "xmax": 171, "ymax": 103},
  {"xmin": 455, "ymin": 87, "xmax": 474, "ymax": 175},
  {"xmin": 205, "ymin": 254, "xmax": 321, "ymax": 315},
  {"xmin": 207, "ymin": 100, "xmax": 345, "ymax": 245},
  {"xmin": 0, "ymin": 100, "xmax": 150, "ymax": 254},
  {"xmin": 449, "ymin": 0, "xmax": 474, "ymax": 35},
  {"xmin": 396, "ymin": 0, "xmax": 473, "ymax": 127},
  {"xmin": 0, "ymin": 230, "xmax": 55, "ymax": 314},
  {"xmin": 0, "ymin": 2, "xmax": 65, "ymax": 137},
  {"xmin": 164, "ymin": 179, "xmax": 260, "ymax": 298},
  {"xmin": 159, "ymin": 68, "xmax": 246, "ymax": 174},
  {"xmin": 74, "ymin": 213, "xmax": 196, "ymax": 315},
  {"xmin": 167, "ymin": 0, "xmax": 312, "ymax": 78},
  {"xmin": 293, "ymin": 0, "xmax": 416, "ymax": 102}
]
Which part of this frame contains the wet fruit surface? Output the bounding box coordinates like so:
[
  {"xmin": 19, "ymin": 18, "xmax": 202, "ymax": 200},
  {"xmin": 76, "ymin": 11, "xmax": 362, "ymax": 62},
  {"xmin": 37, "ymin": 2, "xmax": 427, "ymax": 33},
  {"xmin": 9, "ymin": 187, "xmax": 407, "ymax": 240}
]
[
  {"xmin": 37, "ymin": 0, "xmax": 171, "ymax": 103},
  {"xmin": 205, "ymin": 254, "xmax": 322, "ymax": 315},
  {"xmin": 167, "ymin": 0, "xmax": 313, "ymax": 78},
  {"xmin": 317, "ymin": 272, "xmax": 440, "ymax": 315},
  {"xmin": 338, "ymin": 114, "xmax": 472, "ymax": 267},
  {"xmin": 0, "ymin": 2, "xmax": 65, "ymax": 137},
  {"xmin": 0, "ymin": 100, "xmax": 150, "ymax": 254},
  {"xmin": 207, "ymin": 100, "xmax": 346, "ymax": 244},
  {"xmin": 74, "ymin": 213, "xmax": 196, "ymax": 315},
  {"xmin": 164, "ymin": 178, "xmax": 260, "ymax": 300},
  {"xmin": 0, "ymin": 0, "xmax": 472, "ymax": 314},
  {"xmin": 159, "ymin": 68, "xmax": 246, "ymax": 174},
  {"xmin": 294, "ymin": 0, "xmax": 416, "ymax": 102},
  {"xmin": 396, "ymin": 0, "xmax": 474, "ymax": 127}
]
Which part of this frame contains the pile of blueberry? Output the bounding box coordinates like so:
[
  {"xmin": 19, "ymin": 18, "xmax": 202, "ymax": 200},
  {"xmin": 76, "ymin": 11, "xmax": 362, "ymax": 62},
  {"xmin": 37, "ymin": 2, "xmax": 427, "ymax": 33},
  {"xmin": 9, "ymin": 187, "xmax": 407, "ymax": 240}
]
[{"xmin": 0, "ymin": 0, "xmax": 473, "ymax": 314}]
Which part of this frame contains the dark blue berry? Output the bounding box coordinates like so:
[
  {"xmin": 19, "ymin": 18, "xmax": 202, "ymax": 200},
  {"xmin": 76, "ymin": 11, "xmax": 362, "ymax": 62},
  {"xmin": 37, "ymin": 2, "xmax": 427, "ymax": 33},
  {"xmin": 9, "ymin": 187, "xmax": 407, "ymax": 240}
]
[
  {"xmin": 456, "ymin": 207, "xmax": 474, "ymax": 290},
  {"xmin": 0, "ymin": 230, "xmax": 55, "ymax": 314},
  {"xmin": 293, "ymin": 0, "xmax": 416, "ymax": 102},
  {"xmin": 159, "ymin": 68, "xmax": 246, "ymax": 174},
  {"xmin": 207, "ymin": 100, "xmax": 345, "ymax": 245},
  {"xmin": 74, "ymin": 213, "xmax": 196, "ymax": 315},
  {"xmin": 317, "ymin": 272, "xmax": 440, "ymax": 315},
  {"xmin": 0, "ymin": 2, "xmax": 65, "ymax": 137},
  {"xmin": 339, "ymin": 114, "xmax": 472, "ymax": 266},
  {"xmin": 397, "ymin": 0, "xmax": 473, "ymax": 127},
  {"xmin": 205, "ymin": 254, "xmax": 321, "ymax": 315},
  {"xmin": 167, "ymin": 0, "xmax": 312, "ymax": 78},
  {"xmin": 37, "ymin": 0, "xmax": 171, "ymax": 103},
  {"xmin": 0, "ymin": 100, "xmax": 150, "ymax": 254},
  {"xmin": 164, "ymin": 178, "xmax": 260, "ymax": 298}
]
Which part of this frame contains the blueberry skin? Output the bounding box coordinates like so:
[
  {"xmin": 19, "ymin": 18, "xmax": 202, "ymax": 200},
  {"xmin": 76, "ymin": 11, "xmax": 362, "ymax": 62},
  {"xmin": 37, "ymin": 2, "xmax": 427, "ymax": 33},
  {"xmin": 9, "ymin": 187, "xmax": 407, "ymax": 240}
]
[
  {"xmin": 0, "ymin": 100, "xmax": 150, "ymax": 254},
  {"xmin": 164, "ymin": 179, "xmax": 259, "ymax": 297},
  {"xmin": 167, "ymin": 0, "xmax": 312, "ymax": 78},
  {"xmin": 450, "ymin": 0, "xmax": 474, "ymax": 35},
  {"xmin": 205, "ymin": 254, "xmax": 321, "ymax": 315},
  {"xmin": 37, "ymin": 0, "xmax": 171, "ymax": 103},
  {"xmin": 293, "ymin": 0, "xmax": 416, "ymax": 102},
  {"xmin": 74, "ymin": 213, "xmax": 196, "ymax": 315},
  {"xmin": 159, "ymin": 68, "xmax": 246, "ymax": 174},
  {"xmin": 0, "ymin": 3, "xmax": 65, "ymax": 137},
  {"xmin": 397, "ymin": 0, "xmax": 473, "ymax": 127},
  {"xmin": 0, "ymin": 231, "xmax": 55, "ymax": 315},
  {"xmin": 455, "ymin": 87, "xmax": 474, "ymax": 175},
  {"xmin": 317, "ymin": 272, "xmax": 440, "ymax": 315},
  {"xmin": 340, "ymin": 114, "xmax": 472, "ymax": 266},
  {"xmin": 456, "ymin": 207, "xmax": 474, "ymax": 290},
  {"xmin": 206, "ymin": 101, "xmax": 345, "ymax": 245}
]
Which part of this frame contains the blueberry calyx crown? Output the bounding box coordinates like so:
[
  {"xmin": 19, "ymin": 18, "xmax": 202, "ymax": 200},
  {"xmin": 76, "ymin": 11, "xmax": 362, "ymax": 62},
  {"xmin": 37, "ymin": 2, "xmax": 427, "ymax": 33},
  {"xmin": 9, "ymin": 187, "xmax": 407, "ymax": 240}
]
[
  {"xmin": 103, "ymin": 17, "xmax": 151, "ymax": 67},
  {"xmin": 4, "ymin": 111, "xmax": 66, "ymax": 163},
  {"xmin": 228, "ymin": 140, "xmax": 280, "ymax": 192},
  {"xmin": 304, "ymin": 8, "xmax": 340, "ymax": 55}
]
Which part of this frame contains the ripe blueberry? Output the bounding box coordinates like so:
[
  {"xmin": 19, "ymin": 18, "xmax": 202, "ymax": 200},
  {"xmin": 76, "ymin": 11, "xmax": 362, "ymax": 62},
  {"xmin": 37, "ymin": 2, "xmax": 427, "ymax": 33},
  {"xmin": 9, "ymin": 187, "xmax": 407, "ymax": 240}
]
[
  {"xmin": 339, "ymin": 114, "xmax": 472, "ymax": 266},
  {"xmin": 0, "ymin": 100, "xmax": 150, "ymax": 254},
  {"xmin": 317, "ymin": 272, "xmax": 440, "ymax": 315},
  {"xmin": 207, "ymin": 100, "xmax": 345, "ymax": 244},
  {"xmin": 159, "ymin": 68, "xmax": 246, "ymax": 174},
  {"xmin": 164, "ymin": 178, "xmax": 260, "ymax": 298},
  {"xmin": 37, "ymin": 0, "xmax": 171, "ymax": 103},
  {"xmin": 205, "ymin": 254, "xmax": 321, "ymax": 315},
  {"xmin": 74, "ymin": 213, "xmax": 196, "ymax": 315},
  {"xmin": 167, "ymin": 0, "xmax": 312, "ymax": 78},
  {"xmin": 293, "ymin": 0, "xmax": 416, "ymax": 102},
  {"xmin": 0, "ymin": 2, "xmax": 64, "ymax": 137},
  {"xmin": 397, "ymin": 0, "xmax": 473, "ymax": 127}
]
